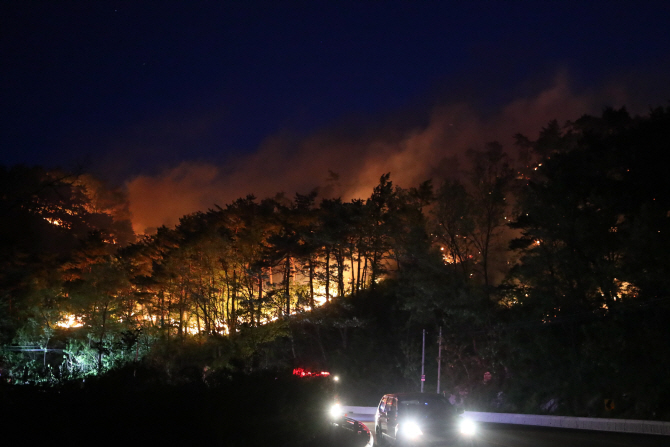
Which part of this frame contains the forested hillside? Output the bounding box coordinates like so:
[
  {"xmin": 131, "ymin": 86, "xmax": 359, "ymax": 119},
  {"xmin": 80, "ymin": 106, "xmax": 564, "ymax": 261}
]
[{"xmin": 2, "ymin": 107, "xmax": 669, "ymax": 421}]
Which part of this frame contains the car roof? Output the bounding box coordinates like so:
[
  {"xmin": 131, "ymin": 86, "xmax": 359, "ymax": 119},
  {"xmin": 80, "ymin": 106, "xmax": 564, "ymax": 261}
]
[{"xmin": 383, "ymin": 393, "xmax": 448, "ymax": 399}]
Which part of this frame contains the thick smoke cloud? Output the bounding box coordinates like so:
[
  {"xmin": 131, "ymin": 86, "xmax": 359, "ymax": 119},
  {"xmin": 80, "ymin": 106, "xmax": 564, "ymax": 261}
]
[{"xmin": 126, "ymin": 73, "xmax": 626, "ymax": 234}]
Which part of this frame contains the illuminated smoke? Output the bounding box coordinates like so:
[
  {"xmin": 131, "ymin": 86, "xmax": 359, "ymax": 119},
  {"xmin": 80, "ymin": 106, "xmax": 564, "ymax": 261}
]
[{"xmin": 126, "ymin": 73, "xmax": 622, "ymax": 234}]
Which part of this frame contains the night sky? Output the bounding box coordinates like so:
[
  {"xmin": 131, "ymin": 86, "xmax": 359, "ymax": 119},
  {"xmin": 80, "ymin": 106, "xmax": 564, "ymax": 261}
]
[{"xmin": 2, "ymin": 1, "xmax": 669, "ymax": 233}]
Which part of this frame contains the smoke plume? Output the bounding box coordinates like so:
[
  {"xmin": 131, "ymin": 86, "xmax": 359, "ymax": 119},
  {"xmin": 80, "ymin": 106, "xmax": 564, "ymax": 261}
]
[{"xmin": 126, "ymin": 73, "xmax": 628, "ymax": 234}]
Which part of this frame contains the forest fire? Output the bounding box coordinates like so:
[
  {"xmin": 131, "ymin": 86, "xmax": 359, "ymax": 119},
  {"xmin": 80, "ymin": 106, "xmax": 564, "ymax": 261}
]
[
  {"xmin": 44, "ymin": 217, "xmax": 67, "ymax": 227},
  {"xmin": 2, "ymin": 107, "xmax": 669, "ymax": 428},
  {"xmin": 56, "ymin": 314, "xmax": 83, "ymax": 328}
]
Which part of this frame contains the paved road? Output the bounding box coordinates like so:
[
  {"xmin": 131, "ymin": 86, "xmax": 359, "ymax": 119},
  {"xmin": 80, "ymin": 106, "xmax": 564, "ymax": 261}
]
[{"xmin": 355, "ymin": 419, "xmax": 669, "ymax": 447}]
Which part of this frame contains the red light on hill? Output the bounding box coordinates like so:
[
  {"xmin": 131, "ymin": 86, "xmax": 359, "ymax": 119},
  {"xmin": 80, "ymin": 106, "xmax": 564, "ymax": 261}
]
[{"xmin": 293, "ymin": 368, "xmax": 330, "ymax": 377}]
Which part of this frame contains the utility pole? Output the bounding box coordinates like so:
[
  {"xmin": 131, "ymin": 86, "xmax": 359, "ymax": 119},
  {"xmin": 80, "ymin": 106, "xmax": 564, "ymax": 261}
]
[
  {"xmin": 421, "ymin": 329, "xmax": 426, "ymax": 392},
  {"xmin": 437, "ymin": 326, "xmax": 442, "ymax": 394}
]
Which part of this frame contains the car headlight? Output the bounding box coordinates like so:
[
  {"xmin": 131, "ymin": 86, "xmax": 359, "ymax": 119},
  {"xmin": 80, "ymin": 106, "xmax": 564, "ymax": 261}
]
[
  {"xmin": 330, "ymin": 403, "xmax": 342, "ymax": 418},
  {"xmin": 459, "ymin": 418, "xmax": 476, "ymax": 436},
  {"xmin": 400, "ymin": 421, "xmax": 423, "ymax": 439}
]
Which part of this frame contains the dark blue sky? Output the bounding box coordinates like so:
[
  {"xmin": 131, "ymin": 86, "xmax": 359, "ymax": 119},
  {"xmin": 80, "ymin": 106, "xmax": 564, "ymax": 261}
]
[{"xmin": 2, "ymin": 1, "xmax": 670, "ymax": 183}]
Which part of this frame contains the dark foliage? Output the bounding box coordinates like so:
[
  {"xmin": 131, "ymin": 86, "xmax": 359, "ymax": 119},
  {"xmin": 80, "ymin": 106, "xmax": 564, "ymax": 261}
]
[{"xmin": 3, "ymin": 106, "xmax": 670, "ymax": 430}]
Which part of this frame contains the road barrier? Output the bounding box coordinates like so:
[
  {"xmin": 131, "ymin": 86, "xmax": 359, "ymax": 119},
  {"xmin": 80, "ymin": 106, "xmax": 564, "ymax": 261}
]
[
  {"xmin": 341, "ymin": 406, "xmax": 376, "ymax": 417},
  {"xmin": 463, "ymin": 411, "xmax": 670, "ymax": 436},
  {"xmin": 340, "ymin": 406, "xmax": 670, "ymax": 436}
]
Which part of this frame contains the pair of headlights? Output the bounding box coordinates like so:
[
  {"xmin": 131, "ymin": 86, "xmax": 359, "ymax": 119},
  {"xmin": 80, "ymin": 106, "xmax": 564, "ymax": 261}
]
[{"xmin": 400, "ymin": 418, "xmax": 477, "ymax": 439}]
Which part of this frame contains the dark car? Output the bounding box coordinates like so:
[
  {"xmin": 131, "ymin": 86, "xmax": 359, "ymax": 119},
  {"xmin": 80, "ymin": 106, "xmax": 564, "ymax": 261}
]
[
  {"xmin": 374, "ymin": 393, "xmax": 476, "ymax": 446},
  {"xmin": 329, "ymin": 415, "xmax": 372, "ymax": 447}
]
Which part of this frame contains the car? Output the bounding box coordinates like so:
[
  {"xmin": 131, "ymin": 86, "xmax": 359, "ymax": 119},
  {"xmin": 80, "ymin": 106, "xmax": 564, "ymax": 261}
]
[
  {"xmin": 374, "ymin": 393, "xmax": 476, "ymax": 446},
  {"xmin": 328, "ymin": 403, "xmax": 373, "ymax": 447}
]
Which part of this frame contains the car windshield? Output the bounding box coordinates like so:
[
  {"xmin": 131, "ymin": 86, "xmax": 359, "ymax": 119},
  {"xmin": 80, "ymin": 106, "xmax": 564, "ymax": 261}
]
[{"xmin": 398, "ymin": 396, "xmax": 453, "ymax": 419}]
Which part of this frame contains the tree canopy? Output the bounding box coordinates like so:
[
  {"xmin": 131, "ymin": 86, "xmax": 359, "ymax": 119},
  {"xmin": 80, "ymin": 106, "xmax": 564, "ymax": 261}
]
[{"xmin": 2, "ymin": 106, "xmax": 670, "ymax": 421}]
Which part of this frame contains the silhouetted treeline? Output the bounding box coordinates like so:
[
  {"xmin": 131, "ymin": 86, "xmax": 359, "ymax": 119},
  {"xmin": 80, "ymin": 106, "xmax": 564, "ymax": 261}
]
[{"xmin": 1, "ymin": 106, "xmax": 670, "ymax": 421}]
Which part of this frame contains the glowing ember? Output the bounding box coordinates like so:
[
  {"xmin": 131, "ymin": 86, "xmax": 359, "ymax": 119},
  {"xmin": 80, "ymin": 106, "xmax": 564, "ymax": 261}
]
[{"xmin": 44, "ymin": 217, "xmax": 67, "ymax": 227}]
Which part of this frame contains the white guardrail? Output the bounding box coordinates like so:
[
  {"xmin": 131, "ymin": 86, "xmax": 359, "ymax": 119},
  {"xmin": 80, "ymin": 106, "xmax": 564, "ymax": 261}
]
[
  {"xmin": 341, "ymin": 406, "xmax": 377, "ymax": 417},
  {"xmin": 464, "ymin": 411, "xmax": 670, "ymax": 437},
  {"xmin": 341, "ymin": 406, "xmax": 670, "ymax": 436}
]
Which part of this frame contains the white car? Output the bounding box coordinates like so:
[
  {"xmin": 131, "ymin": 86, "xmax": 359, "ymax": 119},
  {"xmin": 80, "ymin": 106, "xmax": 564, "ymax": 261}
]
[{"xmin": 375, "ymin": 393, "xmax": 476, "ymax": 446}]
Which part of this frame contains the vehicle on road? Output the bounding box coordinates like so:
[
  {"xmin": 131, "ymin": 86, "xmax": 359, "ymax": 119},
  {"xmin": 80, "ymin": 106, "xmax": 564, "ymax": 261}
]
[
  {"xmin": 329, "ymin": 403, "xmax": 373, "ymax": 446},
  {"xmin": 375, "ymin": 393, "xmax": 476, "ymax": 446}
]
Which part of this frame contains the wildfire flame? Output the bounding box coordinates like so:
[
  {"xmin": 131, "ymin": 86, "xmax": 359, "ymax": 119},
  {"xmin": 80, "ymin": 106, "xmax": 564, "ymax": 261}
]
[{"xmin": 57, "ymin": 314, "xmax": 83, "ymax": 328}]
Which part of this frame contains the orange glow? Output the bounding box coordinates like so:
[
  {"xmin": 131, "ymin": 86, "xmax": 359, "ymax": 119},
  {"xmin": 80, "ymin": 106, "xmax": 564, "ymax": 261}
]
[
  {"xmin": 57, "ymin": 314, "xmax": 83, "ymax": 328},
  {"xmin": 442, "ymin": 254, "xmax": 456, "ymax": 264},
  {"xmin": 45, "ymin": 217, "xmax": 68, "ymax": 227}
]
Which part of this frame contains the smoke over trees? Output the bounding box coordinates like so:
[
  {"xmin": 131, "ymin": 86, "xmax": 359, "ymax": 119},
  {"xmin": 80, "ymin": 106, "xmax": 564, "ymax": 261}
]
[{"xmin": 2, "ymin": 106, "xmax": 670, "ymax": 421}]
